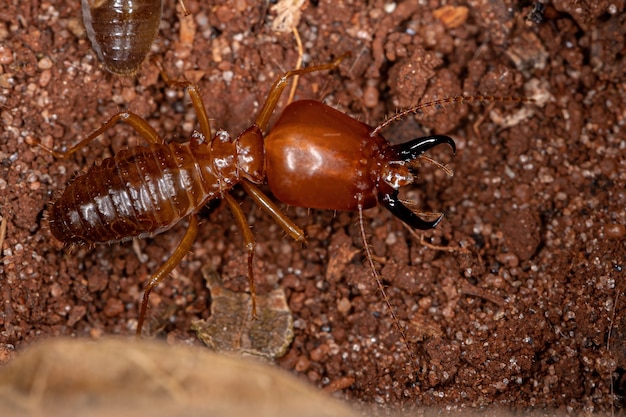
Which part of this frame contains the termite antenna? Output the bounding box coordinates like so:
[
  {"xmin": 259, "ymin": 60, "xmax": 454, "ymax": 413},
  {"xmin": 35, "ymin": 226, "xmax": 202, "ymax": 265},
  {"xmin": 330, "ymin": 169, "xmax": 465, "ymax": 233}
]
[
  {"xmin": 607, "ymin": 285, "xmax": 621, "ymax": 415},
  {"xmin": 357, "ymin": 205, "xmax": 419, "ymax": 385},
  {"xmin": 372, "ymin": 95, "xmax": 532, "ymax": 136}
]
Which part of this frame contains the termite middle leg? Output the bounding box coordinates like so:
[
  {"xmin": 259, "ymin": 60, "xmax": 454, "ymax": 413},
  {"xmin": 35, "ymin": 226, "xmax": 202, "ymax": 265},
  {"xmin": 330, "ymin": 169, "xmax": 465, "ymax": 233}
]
[
  {"xmin": 223, "ymin": 193, "xmax": 259, "ymax": 319},
  {"xmin": 137, "ymin": 214, "xmax": 199, "ymax": 336},
  {"xmin": 255, "ymin": 52, "xmax": 350, "ymax": 131},
  {"xmin": 34, "ymin": 111, "xmax": 164, "ymax": 159}
]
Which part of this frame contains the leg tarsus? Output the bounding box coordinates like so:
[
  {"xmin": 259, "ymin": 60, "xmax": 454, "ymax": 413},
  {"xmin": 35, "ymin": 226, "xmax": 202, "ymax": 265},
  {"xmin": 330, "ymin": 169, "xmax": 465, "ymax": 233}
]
[
  {"xmin": 177, "ymin": 0, "xmax": 190, "ymax": 16},
  {"xmin": 400, "ymin": 222, "xmax": 471, "ymax": 254}
]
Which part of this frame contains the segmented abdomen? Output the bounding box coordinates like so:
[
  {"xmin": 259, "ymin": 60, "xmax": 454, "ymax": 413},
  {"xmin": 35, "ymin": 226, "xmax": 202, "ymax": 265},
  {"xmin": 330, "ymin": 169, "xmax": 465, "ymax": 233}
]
[
  {"xmin": 49, "ymin": 143, "xmax": 218, "ymax": 245},
  {"xmin": 82, "ymin": 0, "xmax": 162, "ymax": 75}
]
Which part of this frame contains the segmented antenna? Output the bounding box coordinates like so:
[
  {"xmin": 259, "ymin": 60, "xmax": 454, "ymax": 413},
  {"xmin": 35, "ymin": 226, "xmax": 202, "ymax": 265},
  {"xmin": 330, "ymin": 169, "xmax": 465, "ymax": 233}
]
[{"xmin": 372, "ymin": 95, "xmax": 533, "ymax": 136}]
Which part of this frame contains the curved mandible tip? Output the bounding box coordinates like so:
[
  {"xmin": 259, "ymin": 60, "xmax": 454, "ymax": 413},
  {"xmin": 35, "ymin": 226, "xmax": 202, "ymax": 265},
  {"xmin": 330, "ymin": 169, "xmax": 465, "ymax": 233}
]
[
  {"xmin": 391, "ymin": 135, "xmax": 456, "ymax": 162},
  {"xmin": 378, "ymin": 190, "xmax": 444, "ymax": 230}
]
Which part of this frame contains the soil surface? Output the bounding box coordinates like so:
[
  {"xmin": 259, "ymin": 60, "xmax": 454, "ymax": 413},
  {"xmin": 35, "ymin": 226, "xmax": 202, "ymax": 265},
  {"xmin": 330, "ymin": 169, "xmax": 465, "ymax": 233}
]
[{"xmin": 1, "ymin": 0, "xmax": 625, "ymax": 414}]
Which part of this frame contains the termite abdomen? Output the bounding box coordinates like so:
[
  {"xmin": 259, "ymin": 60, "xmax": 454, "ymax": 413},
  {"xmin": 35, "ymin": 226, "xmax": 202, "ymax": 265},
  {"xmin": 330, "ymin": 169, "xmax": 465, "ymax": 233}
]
[
  {"xmin": 82, "ymin": 0, "xmax": 163, "ymax": 75},
  {"xmin": 49, "ymin": 143, "xmax": 215, "ymax": 246}
]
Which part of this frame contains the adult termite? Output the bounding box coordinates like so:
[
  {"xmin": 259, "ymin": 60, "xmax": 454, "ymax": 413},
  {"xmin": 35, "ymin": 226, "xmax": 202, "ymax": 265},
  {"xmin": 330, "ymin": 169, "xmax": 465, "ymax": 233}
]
[{"xmin": 35, "ymin": 53, "xmax": 521, "ymax": 338}]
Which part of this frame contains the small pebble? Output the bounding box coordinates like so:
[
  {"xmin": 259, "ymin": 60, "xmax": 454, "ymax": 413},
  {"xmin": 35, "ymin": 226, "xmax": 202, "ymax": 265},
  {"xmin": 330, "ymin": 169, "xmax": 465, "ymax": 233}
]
[
  {"xmin": 0, "ymin": 45, "xmax": 13, "ymax": 64},
  {"xmin": 38, "ymin": 56, "xmax": 53, "ymax": 70},
  {"xmin": 604, "ymin": 223, "xmax": 625, "ymax": 239},
  {"xmin": 103, "ymin": 298, "xmax": 124, "ymax": 317},
  {"xmin": 363, "ymin": 84, "xmax": 380, "ymax": 108},
  {"xmin": 337, "ymin": 297, "xmax": 352, "ymax": 315},
  {"xmin": 39, "ymin": 69, "xmax": 52, "ymax": 87}
]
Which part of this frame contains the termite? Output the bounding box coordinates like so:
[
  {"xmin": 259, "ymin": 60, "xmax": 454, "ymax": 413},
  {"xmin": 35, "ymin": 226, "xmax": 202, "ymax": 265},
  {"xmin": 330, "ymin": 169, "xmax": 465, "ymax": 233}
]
[
  {"xmin": 82, "ymin": 0, "xmax": 179, "ymax": 75},
  {"xmin": 35, "ymin": 53, "xmax": 521, "ymax": 339}
]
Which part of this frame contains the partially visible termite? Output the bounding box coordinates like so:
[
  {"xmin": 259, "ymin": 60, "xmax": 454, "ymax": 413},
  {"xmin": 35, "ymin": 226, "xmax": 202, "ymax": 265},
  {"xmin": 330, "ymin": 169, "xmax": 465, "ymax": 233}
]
[
  {"xmin": 34, "ymin": 53, "xmax": 527, "ymax": 346},
  {"xmin": 82, "ymin": 0, "xmax": 189, "ymax": 75},
  {"xmin": 82, "ymin": 0, "xmax": 163, "ymax": 75}
]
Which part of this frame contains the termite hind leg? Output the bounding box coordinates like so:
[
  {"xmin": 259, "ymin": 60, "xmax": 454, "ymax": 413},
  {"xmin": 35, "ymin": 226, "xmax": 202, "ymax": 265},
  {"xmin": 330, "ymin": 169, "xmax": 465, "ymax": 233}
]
[
  {"xmin": 223, "ymin": 193, "xmax": 259, "ymax": 320},
  {"xmin": 34, "ymin": 111, "xmax": 165, "ymax": 159},
  {"xmin": 241, "ymin": 180, "xmax": 305, "ymax": 243},
  {"xmin": 255, "ymin": 51, "xmax": 351, "ymax": 131},
  {"xmin": 153, "ymin": 58, "xmax": 212, "ymax": 141},
  {"xmin": 136, "ymin": 214, "xmax": 199, "ymax": 336}
]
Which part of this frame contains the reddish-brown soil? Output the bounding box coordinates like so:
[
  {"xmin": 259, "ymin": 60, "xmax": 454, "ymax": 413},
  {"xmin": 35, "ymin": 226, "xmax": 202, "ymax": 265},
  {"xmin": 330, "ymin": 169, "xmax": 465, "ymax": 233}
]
[{"xmin": 1, "ymin": 0, "xmax": 624, "ymax": 414}]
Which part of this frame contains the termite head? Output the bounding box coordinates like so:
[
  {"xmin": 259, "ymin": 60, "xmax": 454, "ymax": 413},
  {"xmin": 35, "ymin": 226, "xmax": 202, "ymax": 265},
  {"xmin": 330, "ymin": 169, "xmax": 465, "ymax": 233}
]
[{"xmin": 378, "ymin": 135, "xmax": 456, "ymax": 230}]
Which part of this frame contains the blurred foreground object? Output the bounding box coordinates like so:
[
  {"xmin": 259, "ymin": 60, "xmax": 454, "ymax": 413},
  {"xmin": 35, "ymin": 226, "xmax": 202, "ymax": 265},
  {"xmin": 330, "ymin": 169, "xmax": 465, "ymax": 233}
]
[{"xmin": 0, "ymin": 338, "xmax": 359, "ymax": 417}]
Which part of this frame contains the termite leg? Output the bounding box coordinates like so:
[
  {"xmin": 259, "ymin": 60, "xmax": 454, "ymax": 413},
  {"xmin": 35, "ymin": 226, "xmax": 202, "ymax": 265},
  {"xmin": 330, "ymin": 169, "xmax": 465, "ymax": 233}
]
[
  {"xmin": 255, "ymin": 52, "xmax": 350, "ymax": 131},
  {"xmin": 223, "ymin": 192, "xmax": 258, "ymax": 319},
  {"xmin": 137, "ymin": 214, "xmax": 199, "ymax": 336},
  {"xmin": 35, "ymin": 112, "xmax": 164, "ymax": 159},
  {"xmin": 240, "ymin": 180, "xmax": 305, "ymax": 243},
  {"xmin": 153, "ymin": 59, "xmax": 212, "ymax": 140}
]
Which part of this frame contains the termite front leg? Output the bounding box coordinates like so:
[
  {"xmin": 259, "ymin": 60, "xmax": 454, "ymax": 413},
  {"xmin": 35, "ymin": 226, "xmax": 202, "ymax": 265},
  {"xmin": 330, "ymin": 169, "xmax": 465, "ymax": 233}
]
[
  {"xmin": 241, "ymin": 181, "xmax": 305, "ymax": 243},
  {"xmin": 255, "ymin": 52, "xmax": 350, "ymax": 132},
  {"xmin": 137, "ymin": 214, "xmax": 199, "ymax": 336}
]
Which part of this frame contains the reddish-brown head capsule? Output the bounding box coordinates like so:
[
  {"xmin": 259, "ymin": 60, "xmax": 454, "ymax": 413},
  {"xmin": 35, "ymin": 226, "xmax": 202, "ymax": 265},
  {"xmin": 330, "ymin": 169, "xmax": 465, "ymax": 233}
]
[
  {"xmin": 265, "ymin": 100, "xmax": 455, "ymax": 229},
  {"xmin": 82, "ymin": 0, "xmax": 163, "ymax": 75}
]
